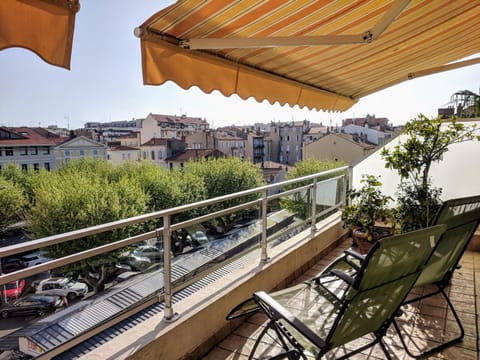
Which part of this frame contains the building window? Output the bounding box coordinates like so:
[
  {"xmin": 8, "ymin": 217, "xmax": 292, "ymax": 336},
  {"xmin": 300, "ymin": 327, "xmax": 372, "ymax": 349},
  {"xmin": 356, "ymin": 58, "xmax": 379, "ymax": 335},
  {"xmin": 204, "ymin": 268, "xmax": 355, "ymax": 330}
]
[
  {"xmin": 122, "ymin": 153, "xmax": 126, "ymax": 160},
  {"xmin": 93, "ymin": 149, "xmax": 98, "ymax": 157},
  {"xmin": 0, "ymin": 148, "xmax": 2, "ymax": 156},
  {"xmin": 64, "ymin": 150, "xmax": 70, "ymax": 157},
  {"xmin": 29, "ymin": 147, "xmax": 38, "ymax": 155},
  {"xmin": 43, "ymin": 147, "xmax": 50, "ymax": 155},
  {"xmin": 79, "ymin": 150, "xmax": 85, "ymax": 156},
  {"xmin": 127, "ymin": 153, "xmax": 131, "ymax": 159},
  {"xmin": 143, "ymin": 151, "xmax": 147, "ymax": 160},
  {"xmin": 287, "ymin": 135, "xmax": 290, "ymax": 141},
  {"xmin": 151, "ymin": 150, "xmax": 155, "ymax": 160},
  {"xmin": 180, "ymin": 162, "xmax": 184, "ymax": 168},
  {"xmin": 5, "ymin": 147, "xmax": 13, "ymax": 156},
  {"xmin": 107, "ymin": 154, "xmax": 111, "ymax": 160},
  {"xmin": 21, "ymin": 164, "xmax": 28, "ymax": 171},
  {"xmin": 33, "ymin": 163, "xmax": 39, "ymax": 171},
  {"xmin": 158, "ymin": 151, "xmax": 163, "ymax": 159},
  {"xmin": 20, "ymin": 147, "xmax": 28, "ymax": 156},
  {"xmin": 44, "ymin": 163, "xmax": 50, "ymax": 171}
]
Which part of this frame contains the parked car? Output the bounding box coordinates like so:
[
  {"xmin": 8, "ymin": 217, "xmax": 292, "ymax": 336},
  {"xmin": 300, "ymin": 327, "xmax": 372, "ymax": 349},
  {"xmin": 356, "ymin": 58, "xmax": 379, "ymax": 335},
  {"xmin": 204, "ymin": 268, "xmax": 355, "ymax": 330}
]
[
  {"xmin": 131, "ymin": 245, "xmax": 163, "ymax": 262},
  {"xmin": 1, "ymin": 279, "xmax": 26, "ymax": 301},
  {"xmin": 35, "ymin": 277, "xmax": 88, "ymax": 300},
  {"xmin": 122, "ymin": 253, "xmax": 152, "ymax": 272},
  {"xmin": 21, "ymin": 252, "xmax": 51, "ymax": 267},
  {"xmin": 0, "ymin": 294, "xmax": 62, "ymax": 318},
  {"xmin": 1, "ymin": 258, "xmax": 25, "ymax": 274},
  {"xmin": 191, "ymin": 231, "xmax": 209, "ymax": 245}
]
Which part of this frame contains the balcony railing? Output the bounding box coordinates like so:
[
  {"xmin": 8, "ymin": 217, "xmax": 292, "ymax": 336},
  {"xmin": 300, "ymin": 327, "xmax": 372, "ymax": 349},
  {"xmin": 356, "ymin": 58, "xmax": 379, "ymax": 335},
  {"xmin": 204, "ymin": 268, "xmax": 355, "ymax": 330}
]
[{"xmin": 0, "ymin": 165, "xmax": 349, "ymax": 358}]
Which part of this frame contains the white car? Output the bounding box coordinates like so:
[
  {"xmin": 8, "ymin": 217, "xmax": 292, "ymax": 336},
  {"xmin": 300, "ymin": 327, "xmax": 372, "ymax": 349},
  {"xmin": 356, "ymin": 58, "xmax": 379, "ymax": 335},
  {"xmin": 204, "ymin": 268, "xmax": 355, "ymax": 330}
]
[
  {"xmin": 35, "ymin": 277, "xmax": 88, "ymax": 301},
  {"xmin": 21, "ymin": 252, "xmax": 51, "ymax": 267}
]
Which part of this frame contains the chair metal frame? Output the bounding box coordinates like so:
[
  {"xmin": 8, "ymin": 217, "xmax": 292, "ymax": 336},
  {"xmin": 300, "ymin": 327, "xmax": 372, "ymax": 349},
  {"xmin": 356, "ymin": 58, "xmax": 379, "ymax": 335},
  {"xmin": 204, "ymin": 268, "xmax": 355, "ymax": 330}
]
[
  {"xmin": 227, "ymin": 225, "xmax": 446, "ymax": 359},
  {"xmin": 392, "ymin": 195, "xmax": 480, "ymax": 358}
]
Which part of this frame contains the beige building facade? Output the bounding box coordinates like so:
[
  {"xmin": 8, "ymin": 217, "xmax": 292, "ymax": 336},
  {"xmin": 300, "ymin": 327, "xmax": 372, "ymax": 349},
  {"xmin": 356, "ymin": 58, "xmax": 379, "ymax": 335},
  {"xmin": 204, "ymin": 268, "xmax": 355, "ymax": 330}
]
[
  {"xmin": 54, "ymin": 136, "xmax": 107, "ymax": 167},
  {"xmin": 304, "ymin": 133, "xmax": 376, "ymax": 164}
]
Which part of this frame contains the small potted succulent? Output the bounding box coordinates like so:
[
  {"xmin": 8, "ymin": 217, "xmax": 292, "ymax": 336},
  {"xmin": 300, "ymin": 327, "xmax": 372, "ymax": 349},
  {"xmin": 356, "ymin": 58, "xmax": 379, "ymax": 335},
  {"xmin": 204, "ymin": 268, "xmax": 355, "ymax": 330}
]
[{"xmin": 341, "ymin": 174, "xmax": 394, "ymax": 253}]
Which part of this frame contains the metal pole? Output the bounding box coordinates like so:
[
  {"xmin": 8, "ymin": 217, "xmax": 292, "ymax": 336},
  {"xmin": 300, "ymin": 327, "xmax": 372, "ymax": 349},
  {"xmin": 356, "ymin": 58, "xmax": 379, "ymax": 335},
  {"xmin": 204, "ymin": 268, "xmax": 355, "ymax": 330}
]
[
  {"xmin": 311, "ymin": 178, "xmax": 317, "ymax": 233},
  {"xmin": 260, "ymin": 190, "xmax": 269, "ymax": 262},
  {"xmin": 161, "ymin": 215, "xmax": 178, "ymax": 322}
]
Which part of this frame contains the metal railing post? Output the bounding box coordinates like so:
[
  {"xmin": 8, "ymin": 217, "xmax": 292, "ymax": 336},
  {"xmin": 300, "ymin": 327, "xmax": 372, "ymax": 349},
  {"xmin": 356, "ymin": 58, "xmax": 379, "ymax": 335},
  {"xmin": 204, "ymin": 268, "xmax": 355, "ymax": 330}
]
[
  {"xmin": 162, "ymin": 215, "xmax": 178, "ymax": 322},
  {"xmin": 260, "ymin": 190, "xmax": 269, "ymax": 262},
  {"xmin": 311, "ymin": 178, "xmax": 317, "ymax": 233}
]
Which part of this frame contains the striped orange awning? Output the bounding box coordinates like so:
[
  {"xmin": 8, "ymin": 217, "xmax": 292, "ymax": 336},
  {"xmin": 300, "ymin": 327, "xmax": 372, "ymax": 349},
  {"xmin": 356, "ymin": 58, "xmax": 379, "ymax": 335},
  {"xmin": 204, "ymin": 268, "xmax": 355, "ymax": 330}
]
[
  {"xmin": 0, "ymin": 0, "xmax": 80, "ymax": 70},
  {"xmin": 136, "ymin": 0, "xmax": 480, "ymax": 112}
]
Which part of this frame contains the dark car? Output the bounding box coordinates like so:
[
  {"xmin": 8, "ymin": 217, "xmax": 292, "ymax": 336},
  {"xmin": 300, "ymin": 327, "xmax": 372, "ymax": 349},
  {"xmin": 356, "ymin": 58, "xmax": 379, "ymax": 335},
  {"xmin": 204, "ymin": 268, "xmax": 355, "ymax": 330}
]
[
  {"xmin": 0, "ymin": 294, "xmax": 62, "ymax": 319},
  {"xmin": 1, "ymin": 258, "xmax": 26, "ymax": 274}
]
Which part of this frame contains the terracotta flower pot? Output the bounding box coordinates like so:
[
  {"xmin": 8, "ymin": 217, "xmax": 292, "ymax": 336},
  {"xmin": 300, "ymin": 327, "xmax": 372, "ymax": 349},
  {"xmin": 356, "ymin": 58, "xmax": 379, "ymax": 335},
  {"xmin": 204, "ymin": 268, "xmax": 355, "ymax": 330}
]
[{"xmin": 352, "ymin": 226, "xmax": 394, "ymax": 254}]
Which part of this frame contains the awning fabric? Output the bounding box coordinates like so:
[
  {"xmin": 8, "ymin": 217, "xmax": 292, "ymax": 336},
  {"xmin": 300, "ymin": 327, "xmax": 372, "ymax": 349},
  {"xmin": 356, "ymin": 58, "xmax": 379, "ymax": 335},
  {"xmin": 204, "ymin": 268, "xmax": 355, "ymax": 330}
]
[
  {"xmin": 0, "ymin": 0, "xmax": 80, "ymax": 70},
  {"xmin": 137, "ymin": 0, "xmax": 480, "ymax": 112}
]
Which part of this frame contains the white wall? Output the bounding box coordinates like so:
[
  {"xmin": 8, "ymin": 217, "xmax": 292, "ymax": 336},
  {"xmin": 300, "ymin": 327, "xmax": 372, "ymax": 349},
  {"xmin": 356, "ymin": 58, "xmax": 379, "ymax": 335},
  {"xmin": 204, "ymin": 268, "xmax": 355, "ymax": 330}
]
[{"xmin": 352, "ymin": 120, "xmax": 480, "ymax": 202}]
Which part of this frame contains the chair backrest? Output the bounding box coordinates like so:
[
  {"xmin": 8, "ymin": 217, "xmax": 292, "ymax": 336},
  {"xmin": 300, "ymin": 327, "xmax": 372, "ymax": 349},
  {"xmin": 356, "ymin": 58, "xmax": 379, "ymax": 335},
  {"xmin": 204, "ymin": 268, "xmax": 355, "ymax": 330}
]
[
  {"xmin": 415, "ymin": 195, "xmax": 480, "ymax": 287},
  {"xmin": 327, "ymin": 224, "xmax": 446, "ymax": 348}
]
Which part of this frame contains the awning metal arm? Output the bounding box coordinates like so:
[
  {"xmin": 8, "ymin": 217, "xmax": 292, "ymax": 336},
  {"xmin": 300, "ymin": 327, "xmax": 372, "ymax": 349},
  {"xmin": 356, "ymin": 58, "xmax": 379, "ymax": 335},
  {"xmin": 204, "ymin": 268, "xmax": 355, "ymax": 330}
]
[{"xmin": 179, "ymin": 0, "xmax": 411, "ymax": 50}]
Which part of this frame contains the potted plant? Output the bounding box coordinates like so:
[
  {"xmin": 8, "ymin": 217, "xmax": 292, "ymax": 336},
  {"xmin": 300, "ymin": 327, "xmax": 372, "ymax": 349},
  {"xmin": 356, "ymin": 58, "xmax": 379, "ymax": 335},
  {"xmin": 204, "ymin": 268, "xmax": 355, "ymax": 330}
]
[
  {"xmin": 381, "ymin": 114, "xmax": 479, "ymax": 233},
  {"xmin": 342, "ymin": 174, "xmax": 393, "ymax": 253}
]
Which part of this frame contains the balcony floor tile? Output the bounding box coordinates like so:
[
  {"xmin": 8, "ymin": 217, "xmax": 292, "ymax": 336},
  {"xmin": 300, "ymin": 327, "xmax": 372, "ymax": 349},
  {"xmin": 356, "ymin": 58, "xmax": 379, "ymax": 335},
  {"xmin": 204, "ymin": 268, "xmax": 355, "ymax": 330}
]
[{"xmin": 204, "ymin": 238, "xmax": 480, "ymax": 359}]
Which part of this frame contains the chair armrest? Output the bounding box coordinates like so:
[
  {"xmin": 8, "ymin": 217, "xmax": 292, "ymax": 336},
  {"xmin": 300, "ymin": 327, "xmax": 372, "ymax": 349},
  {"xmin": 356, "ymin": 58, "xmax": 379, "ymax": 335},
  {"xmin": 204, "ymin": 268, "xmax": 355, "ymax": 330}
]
[
  {"xmin": 329, "ymin": 269, "xmax": 355, "ymax": 286},
  {"xmin": 344, "ymin": 248, "xmax": 366, "ymax": 262}
]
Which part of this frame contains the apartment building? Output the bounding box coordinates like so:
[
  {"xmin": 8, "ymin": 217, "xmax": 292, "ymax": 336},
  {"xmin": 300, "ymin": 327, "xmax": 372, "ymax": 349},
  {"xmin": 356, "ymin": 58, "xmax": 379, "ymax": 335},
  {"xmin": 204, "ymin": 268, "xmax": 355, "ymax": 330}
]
[
  {"xmin": 54, "ymin": 136, "xmax": 107, "ymax": 167},
  {"xmin": 304, "ymin": 125, "xmax": 328, "ymax": 145},
  {"xmin": 0, "ymin": 127, "xmax": 61, "ymax": 171},
  {"xmin": 140, "ymin": 113, "xmax": 209, "ymax": 143},
  {"xmin": 140, "ymin": 137, "xmax": 188, "ymax": 168},
  {"xmin": 107, "ymin": 145, "xmax": 140, "ymax": 165},
  {"xmin": 304, "ymin": 133, "xmax": 376, "ymax": 164},
  {"xmin": 165, "ymin": 148, "xmax": 224, "ymax": 169},
  {"xmin": 84, "ymin": 119, "xmax": 141, "ymax": 142},
  {"xmin": 183, "ymin": 131, "xmax": 216, "ymax": 150},
  {"xmin": 215, "ymin": 130, "xmax": 246, "ymax": 158},
  {"xmin": 270, "ymin": 121, "xmax": 309, "ymax": 166}
]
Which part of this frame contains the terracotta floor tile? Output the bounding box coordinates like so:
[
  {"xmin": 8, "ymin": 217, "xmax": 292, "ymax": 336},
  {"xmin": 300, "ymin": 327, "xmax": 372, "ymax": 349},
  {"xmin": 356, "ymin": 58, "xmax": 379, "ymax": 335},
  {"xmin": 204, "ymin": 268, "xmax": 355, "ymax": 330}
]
[{"xmin": 205, "ymin": 248, "xmax": 479, "ymax": 359}]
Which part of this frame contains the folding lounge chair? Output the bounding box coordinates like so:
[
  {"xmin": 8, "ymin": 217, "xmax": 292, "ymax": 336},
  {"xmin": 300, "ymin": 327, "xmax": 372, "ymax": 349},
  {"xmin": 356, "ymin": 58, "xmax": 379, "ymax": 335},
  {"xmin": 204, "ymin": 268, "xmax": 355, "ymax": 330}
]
[
  {"xmin": 227, "ymin": 225, "xmax": 446, "ymax": 359},
  {"xmin": 392, "ymin": 195, "xmax": 480, "ymax": 358}
]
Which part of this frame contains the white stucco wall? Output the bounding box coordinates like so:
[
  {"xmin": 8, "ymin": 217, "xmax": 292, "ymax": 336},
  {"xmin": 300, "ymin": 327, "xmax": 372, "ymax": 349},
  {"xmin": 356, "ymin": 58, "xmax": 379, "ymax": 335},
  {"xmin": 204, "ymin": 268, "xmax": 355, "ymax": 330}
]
[{"xmin": 352, "ymin": 120, "xmax": 480, "ymax": 202}]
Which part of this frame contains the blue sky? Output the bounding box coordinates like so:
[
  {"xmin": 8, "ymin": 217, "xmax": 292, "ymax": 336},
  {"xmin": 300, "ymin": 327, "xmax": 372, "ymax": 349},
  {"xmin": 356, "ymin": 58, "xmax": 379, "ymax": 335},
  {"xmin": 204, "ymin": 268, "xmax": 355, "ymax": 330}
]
[{"xmin": 1, "ymin": 1, "xmax": 479, "ymax": 130}]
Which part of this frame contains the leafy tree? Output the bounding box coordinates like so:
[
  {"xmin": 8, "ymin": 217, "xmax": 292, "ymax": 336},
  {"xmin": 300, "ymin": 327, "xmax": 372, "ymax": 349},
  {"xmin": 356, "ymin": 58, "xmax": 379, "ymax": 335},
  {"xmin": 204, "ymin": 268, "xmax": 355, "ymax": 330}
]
[
  {"xmin": 281, "ymin": 158, "xmax": 347, "ymax": 219},
  {"xmin": 28, "ymin": 166, "xmax": 148, "ymax": 292},
  {"xmin": 0, "ymin": 177, "xmax": 28, "ymax": 235},
  {"xmin": 183, "ymin": 157, "xmax": 265, "ymax": 231},
  {"xmin": 381, "ymin": 114, "xmax": 479, "ymax": 231},
  {"xmin": 0, "ymin": 163, "xmax": 38, "ymax": 203}
]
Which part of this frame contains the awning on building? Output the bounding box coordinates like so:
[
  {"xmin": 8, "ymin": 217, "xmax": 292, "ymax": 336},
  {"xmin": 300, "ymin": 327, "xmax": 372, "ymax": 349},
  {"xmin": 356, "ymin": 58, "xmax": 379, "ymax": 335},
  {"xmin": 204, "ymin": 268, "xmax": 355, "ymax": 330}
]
[
  {"xmin": 136, "ymin": 0, "xmax": 480, "ymax": 112},
  {"xmin": 0, "ymin": 0, "xmax": 80, "ymax": 70}
]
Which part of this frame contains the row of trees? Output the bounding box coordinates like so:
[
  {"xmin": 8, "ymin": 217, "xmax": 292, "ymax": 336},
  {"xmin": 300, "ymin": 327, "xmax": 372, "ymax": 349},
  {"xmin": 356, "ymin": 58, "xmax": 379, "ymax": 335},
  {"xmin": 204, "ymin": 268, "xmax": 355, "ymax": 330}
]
[
  {"xmin": 0, "ymin": 157, "xmax": 343, "ymax": 291},
  {"xmin": 0, "ymin": 158, "xmax": 265, "ymax": 290}
]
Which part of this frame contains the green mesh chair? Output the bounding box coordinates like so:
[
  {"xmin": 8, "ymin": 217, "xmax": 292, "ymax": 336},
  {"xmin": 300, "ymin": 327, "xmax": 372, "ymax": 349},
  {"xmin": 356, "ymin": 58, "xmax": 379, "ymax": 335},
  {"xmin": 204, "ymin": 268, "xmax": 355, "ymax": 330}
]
[
  {"xmin": 392, "ymin": 195, "xmax": 480, "ymax": 358},
  {"xmin": 227, "ymin": 225, "xmax": 445, "ymax": 359}
]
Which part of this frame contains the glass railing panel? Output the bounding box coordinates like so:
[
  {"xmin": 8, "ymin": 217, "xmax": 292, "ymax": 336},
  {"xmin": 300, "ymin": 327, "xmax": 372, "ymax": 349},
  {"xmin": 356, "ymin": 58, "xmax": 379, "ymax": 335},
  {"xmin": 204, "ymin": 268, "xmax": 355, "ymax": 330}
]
[{"xmin": 0, "ymin": 166, "xmax": 349, "ymax": 357}]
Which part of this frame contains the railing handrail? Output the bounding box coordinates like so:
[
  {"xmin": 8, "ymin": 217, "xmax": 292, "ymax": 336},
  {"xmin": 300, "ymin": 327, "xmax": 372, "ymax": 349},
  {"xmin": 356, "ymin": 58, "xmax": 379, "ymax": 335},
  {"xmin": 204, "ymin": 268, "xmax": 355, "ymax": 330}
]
[
  {"xmin": 0, "ymin": 165, "xmax": 349, "ymax": 358},
  {"xmin": 0, "ymin": 165, "xmax": 349, "ymax": 289},
  {"xmin": 0, "ymin": 165, "xmax": 348, "ymax": 258}
]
